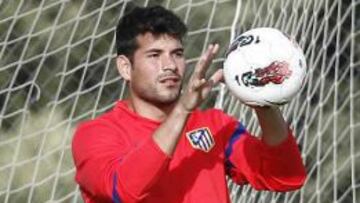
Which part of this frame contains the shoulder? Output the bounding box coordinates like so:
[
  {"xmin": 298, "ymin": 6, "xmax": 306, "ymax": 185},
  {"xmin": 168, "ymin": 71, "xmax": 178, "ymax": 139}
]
[
  {"xmin": 74, "ymin": 100, "xmax": 130, "ymax": 135},
  {"xmin": 71, "ymin": 111, "xmax": 131, "ymax": 161},
  {"xmin": 76, "ymin": 111, "xmax": 117, "ymax": 133},
  {"xmin": 72, "ymin": 107, "xmax": 124, "ymax": 147}
]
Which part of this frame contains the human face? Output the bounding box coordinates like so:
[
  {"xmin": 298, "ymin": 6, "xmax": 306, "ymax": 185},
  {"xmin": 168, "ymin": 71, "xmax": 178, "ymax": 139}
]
[{"xmin": 129, "ymin": 33, "xmax": 186, "ymax": 105}]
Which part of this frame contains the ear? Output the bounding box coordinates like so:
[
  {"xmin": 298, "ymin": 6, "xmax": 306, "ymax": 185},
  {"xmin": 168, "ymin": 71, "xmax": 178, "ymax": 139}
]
[{"xmin": 116, "ymin": 55, "xmax": 132, "ymax": 81}]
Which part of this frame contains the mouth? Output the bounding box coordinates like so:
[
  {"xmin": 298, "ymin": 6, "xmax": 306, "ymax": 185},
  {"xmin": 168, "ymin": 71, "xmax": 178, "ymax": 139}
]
[{"xmin": 158, "ymin": 75, "xmax": 181, "ymax": 85}]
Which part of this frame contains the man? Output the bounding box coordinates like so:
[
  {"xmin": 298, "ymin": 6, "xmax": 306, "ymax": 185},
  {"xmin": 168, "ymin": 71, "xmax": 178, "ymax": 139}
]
[{"xmin": 72, "ymin": 5, "xmax": 306, "ymax": 203}]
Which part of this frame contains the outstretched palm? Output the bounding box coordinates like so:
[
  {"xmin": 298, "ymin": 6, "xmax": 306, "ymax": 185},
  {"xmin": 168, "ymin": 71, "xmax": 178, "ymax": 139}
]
[{"xmin": 178, "ymin": 44, "xmax": 224, "ymax": 112}]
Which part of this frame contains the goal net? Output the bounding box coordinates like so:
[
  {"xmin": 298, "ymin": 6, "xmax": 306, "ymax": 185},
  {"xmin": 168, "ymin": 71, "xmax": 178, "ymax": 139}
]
[{"xmin": 0, "ymin": 0, "xmax": 358, "ymax": 202}]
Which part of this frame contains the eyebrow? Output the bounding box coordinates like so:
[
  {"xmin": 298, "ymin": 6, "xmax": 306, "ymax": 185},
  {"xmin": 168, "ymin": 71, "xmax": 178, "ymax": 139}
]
[
  {"xmin": 145, "ymin": 48, "xmax": 184, "ymax": 54},
  {"xmin": 172, "ymin": 48, "xmax": 184, "ymax": 53}
]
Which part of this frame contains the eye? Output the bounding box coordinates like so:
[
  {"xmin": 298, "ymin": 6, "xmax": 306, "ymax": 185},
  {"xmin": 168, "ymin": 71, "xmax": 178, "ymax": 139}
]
[
  {"xmin": 174, "ymin": 51, "xmax": 184, "ymax": 58},
  {"xmin": 148, "ymin": 53, "xmax": 159, "ymax": 58}
]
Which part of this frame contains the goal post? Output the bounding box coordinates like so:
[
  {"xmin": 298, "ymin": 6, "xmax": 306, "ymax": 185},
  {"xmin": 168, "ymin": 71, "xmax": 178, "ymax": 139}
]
[{"xmin": 0, "ymin": 0, "xmax": 359, "ymax": 202}]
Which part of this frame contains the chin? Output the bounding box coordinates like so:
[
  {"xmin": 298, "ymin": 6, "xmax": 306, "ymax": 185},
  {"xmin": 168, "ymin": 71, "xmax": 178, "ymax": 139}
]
[
  {"xmin": 155, "ymin": 91, "xmax": 180, "ymax": 105},
  {"xmin": 158, "ymin": 95, "xmax": 179, "ymax": 105},
  {"xmin": 138, "ymin": 86, "xmax": 181, "ymax": 106}
]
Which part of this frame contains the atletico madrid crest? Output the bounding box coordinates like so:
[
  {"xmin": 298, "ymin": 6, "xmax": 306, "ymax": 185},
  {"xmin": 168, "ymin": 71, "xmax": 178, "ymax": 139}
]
[{"xmin": 186, "ymin": 127, "xmax": 215, "ymax": 152}]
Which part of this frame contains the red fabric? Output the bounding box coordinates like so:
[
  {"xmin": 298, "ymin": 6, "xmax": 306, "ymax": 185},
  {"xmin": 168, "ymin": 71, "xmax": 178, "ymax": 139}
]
[
  {"xmin": 72, "ymin": 100, "xmax": 306, "ymax": 203},
  {"xmin": 226, "ymin": 129, "xmax": 307, "ymax": 191}
]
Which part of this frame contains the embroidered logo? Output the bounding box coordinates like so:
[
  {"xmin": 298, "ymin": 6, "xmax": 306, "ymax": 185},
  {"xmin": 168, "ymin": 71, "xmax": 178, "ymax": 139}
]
[{"xmin": 186, "ymin": 127, "xmax": 215, "ymax": 152}]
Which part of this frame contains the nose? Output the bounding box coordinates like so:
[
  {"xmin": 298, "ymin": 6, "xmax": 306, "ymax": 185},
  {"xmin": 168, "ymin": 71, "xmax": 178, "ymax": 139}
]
[{"xmin": 161, "ymin": 55, "xmax": 177, "ymax": 71}]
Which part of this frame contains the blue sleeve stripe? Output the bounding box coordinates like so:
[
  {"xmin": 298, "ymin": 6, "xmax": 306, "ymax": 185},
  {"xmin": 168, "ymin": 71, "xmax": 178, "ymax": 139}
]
[
  {"xmin": 225, "ymin": 122, "xmax": 246, "ymax": 159},
  {"xmin": 112, "ymin": 172, "xmax": 122, "ymax": 203}
]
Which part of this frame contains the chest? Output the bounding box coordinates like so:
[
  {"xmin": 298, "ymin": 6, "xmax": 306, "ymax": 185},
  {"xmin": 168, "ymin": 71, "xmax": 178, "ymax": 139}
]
[
  {"xmin": 116, "ymin": 119, "xmax": 231, "ymax": 202},
  {"xmin": 126, "ymin": 120, "xmax": 226, "ymax": 167}
]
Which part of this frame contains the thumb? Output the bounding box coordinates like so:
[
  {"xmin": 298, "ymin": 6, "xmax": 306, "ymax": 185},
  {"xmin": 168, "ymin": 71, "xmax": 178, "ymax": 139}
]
[
  {"xmin": 200, "ymin": 69, "xmax": 224, "ymax": 98},
  {"xmin": 208, "ymin": 69, "xmax": 224, "ymax": 86}
]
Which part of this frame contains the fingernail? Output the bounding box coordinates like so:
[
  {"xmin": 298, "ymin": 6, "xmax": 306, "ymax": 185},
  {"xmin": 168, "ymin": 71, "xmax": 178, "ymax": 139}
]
[{"xmin": 212, "ymin": 44, "xmax": 219, "ymax": 53}]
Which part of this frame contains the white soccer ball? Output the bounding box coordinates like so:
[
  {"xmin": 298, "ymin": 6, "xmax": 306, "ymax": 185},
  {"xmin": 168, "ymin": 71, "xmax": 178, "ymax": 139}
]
[{"xmin": 223, "ymin": 27, "xmax": 307, "ymax": 106}]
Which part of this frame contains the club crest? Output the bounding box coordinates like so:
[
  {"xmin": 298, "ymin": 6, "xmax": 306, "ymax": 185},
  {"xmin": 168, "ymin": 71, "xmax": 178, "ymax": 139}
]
[{"xmin": 186, "ymin": 127, "xmax": 215, "ymax": 152}]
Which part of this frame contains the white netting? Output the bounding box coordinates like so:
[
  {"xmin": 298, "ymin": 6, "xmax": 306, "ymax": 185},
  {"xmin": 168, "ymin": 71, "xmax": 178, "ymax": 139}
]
[{"xmin": 0, "ymin": 0, "xmax": 359, "ymax": 202}]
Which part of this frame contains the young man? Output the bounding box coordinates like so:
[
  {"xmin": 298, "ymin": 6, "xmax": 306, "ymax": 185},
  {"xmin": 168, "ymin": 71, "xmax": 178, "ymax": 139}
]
[{"xmin": 72, "ymin": 5, "xmax": 306, "ymax": 203}]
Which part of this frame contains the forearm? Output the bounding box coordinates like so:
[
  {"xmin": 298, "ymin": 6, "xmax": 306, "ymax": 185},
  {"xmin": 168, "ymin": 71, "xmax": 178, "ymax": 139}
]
[
  {"xmin": 255, "ymin": 106, "xmax": 288, "ymax": 146},
  {"xmin": 153, "ymin": 104, "xmax": 190, "ymax": 156},
  {"xmin": 227, "ymin": 132, "xmax": 306, "ymax": 191}
]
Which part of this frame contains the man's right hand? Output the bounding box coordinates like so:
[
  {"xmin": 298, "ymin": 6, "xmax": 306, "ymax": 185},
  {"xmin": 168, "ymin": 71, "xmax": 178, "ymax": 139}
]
[
  {"xmin": 153, "ymin": 44, "xmax": 223, "ymax": 156},
  {"xmin": 178, "ymin": 44, "xmax": 223, "ymax": 112}
]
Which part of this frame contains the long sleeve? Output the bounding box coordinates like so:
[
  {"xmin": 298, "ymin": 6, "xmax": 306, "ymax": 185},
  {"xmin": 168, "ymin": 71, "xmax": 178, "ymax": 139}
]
[
  {"xmin": 224, "ymin": 122, "xmax": 307, "ymax": 191},
  {"xmin": 72, "ymin": 121, "xmax": 171, "ymax": 202}
]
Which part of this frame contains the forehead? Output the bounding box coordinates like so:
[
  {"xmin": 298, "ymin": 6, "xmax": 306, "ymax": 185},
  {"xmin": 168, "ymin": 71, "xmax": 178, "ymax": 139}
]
[{"xmin": 135, "ymin": 33, "xmax": 183, "ymax": 51}]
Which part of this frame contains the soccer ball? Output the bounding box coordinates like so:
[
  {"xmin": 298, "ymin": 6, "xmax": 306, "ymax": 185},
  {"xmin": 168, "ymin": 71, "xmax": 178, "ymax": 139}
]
[{"xmin": 223, "ymin": 27, "xmax": 307, "ymax": 106}]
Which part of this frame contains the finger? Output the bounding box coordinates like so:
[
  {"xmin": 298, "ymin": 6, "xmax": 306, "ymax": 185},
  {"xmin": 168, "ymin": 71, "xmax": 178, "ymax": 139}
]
[
  {"xmin": 193, "ymin": 44, "xmax": 219, "ymax": 79},
  {"xmin": 200, "ymin": 79, "xmax": 214, "ymax": 99},
  {"xmin": 207, "ymin": 69, "xmax": 224, "ymax": 86},
  {"xmin": 200, "ymin": 69, "xmax": 222, "ymax": 98},
  {"xmin": 218, "ymin": 69, "xmax": 225, "ymax": 83},
  {"xmin": 193, "ymin": 44, "xmax": 213, "ymax": 78},
  {"xmin": 192, "ymin": 78, "xmax": 207, "ymax": 91}
]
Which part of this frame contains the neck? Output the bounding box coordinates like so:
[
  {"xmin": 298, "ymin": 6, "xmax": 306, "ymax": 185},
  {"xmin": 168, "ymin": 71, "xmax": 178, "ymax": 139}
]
[{"xmin": 127, "ymin": 96, "xmax": 176, "ymax": 122}]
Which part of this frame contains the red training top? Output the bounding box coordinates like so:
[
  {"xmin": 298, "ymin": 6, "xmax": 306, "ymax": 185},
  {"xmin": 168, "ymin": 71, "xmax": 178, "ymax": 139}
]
[{"xmin": 72, "ymin": 100, "xmax": 306, "ymax": 203}]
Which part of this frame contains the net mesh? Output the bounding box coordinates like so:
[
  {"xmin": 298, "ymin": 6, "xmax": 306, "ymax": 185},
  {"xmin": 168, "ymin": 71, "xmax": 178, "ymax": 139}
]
[{"xmin": 0, "ymin": 0, "xmax": 359, "ymax": 202}]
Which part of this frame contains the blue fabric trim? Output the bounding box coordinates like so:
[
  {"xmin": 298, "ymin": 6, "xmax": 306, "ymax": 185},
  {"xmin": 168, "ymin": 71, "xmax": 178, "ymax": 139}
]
[
  {"xmin": 224, "ymin": 122, "xmax": 246, "ymax": 172},
  {"xmin": 112, "ymin": 172, "xmax": 122, "ymax": 203}
]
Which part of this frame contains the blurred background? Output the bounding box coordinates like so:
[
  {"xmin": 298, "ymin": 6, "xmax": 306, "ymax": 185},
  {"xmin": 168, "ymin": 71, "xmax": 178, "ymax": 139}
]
[{"xmin": 0, "ymin": 0, "xmax": 359, "ymax": 202}]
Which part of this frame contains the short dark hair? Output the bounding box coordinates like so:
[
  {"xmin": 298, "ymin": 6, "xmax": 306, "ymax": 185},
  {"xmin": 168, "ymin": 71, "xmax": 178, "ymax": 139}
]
[{"xmin": 116, "ymin": 5, "xmax": 187, "ymax": 59}]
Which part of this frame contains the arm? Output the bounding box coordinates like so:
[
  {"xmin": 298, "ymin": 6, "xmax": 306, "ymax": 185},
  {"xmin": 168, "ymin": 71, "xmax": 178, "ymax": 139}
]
[
  {"xmin": 254, "ymin": 106, "xmax": 288, "ymax": 146},
  {"xmin": 224, "ymin": 108, "xmax": 307, "ymax": 191}
]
